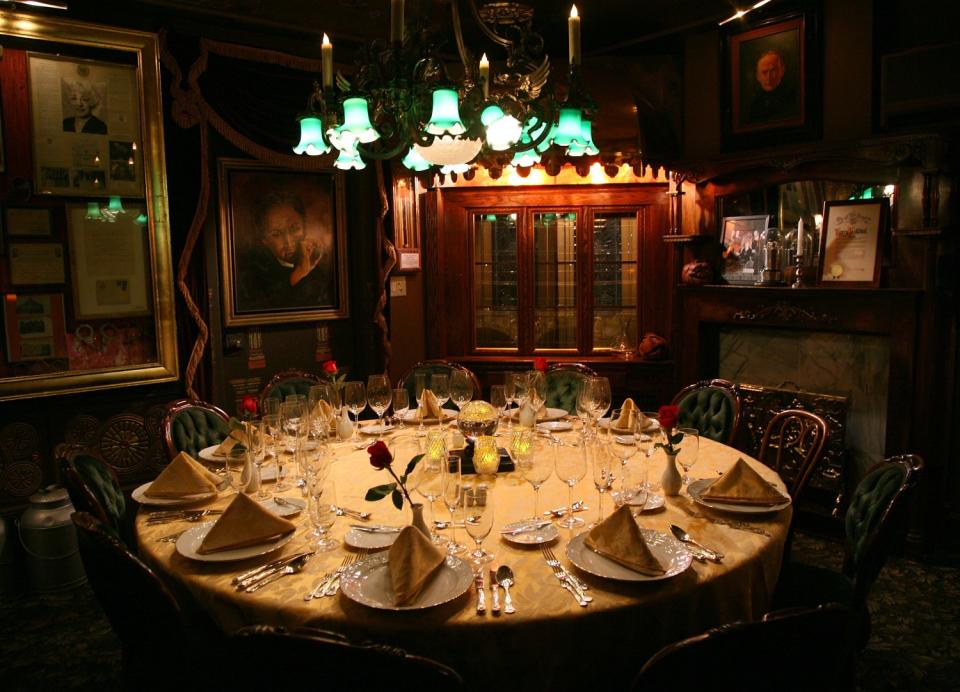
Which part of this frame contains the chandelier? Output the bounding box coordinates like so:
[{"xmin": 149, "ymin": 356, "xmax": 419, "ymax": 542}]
[{"xmin": 292, "ymin": 1, "xmax": 597, "ymax": 173}]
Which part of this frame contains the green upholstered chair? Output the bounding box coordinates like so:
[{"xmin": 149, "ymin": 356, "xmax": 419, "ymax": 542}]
[
  {"xmin": 544, "ymin": 363, "xmax": 597, "ymax": 414},
  {"xmin": 395, "ymin": 360, "xmax": 481, "ymax": 410},
  {"xmin": 60, "ymin": 447, "xmax": 134, "ymax": 546},
  {"xmin": 671, "ymin": 379, "xmax": 742, "ymax": 445},
  {"xmin": 773, "ymin": 454, "xmax": 923, "ymax": 647},
  {"xmin": 259, "ymin": 368, "xmax": 323, "ymax": 413},
  {"xmin": 162, "ymin": 398, "xmax": 230, "ymax": 461},
  {"xmin": 632, "ymin": 603, "xmax": 855, "ymax": 691}
]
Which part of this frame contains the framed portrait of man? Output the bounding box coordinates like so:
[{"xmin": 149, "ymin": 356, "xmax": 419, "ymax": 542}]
[
  {"xmin": 721, "ymin": 3, "xmax": 821, "ymax": 150},
  {"xmin": 217, "ymin": 158, "xmax": 348, "ymax": 326}
]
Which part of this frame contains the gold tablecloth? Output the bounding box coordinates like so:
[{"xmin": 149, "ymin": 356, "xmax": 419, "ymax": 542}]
[{"xmin": 137, "ymin": 432, "xmax": 791, "ymax": 691}]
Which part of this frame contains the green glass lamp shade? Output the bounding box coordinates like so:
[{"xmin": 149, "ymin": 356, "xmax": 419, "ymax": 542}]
[
  {"xmin": 85, "ymin": 202, "xmax": 102, "ymax": 220},
  {"xmin": 425, "ymin": 88, "xmax": 466, "ymax": 136},
  {"xmin": 341, "ymin": 97, "xmax": 380, "ymax": 144},
  {"xmin": 334, "ymin": 144, "xmax": 367, "ymax": 170},
  {"xmin": 401, "ymin": 146, "xmax": 432, "ymax": 171},
  {"xmin": 481, "ymin": 105, "xmax": 522, "ymax": 151},
  {"xmin": 292, "ymin": 116, "xmax": 332, "ymax": 155},
  {"xmin": 566, "ymin": 118, "xmax": 599, "ymax": 157},
  {"xmin": 107, "ymin": 196, "xmax": 124, "ymax": 213},
  {"xmin": 551, "ymin": 107, "xmax": 583, "ymax": 147},
  {"xmin": 511, "ymin": 117, "xmax": 548, "ymax": 166},
  {"xmin": 134, "ymin": 213, "xmax": 149, "ymax": 226},
  {"xmin": 511, "ymin": 149, "xmax": 541, "ymax": 167}
]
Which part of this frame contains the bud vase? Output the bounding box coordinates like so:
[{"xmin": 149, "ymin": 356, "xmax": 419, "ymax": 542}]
[
  {"xmin": 410, "ymin": 502, "xmax": 431, "ymax": 538},
  {"xmin": 661, "ymin": 452, "xmax": 682, "ymax": 496}
]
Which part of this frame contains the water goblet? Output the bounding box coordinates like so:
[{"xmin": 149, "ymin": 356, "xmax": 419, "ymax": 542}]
[
  {"xmin": 618, "ymin": 459, "xmax": 649, "ymax": 514},
  {"xmin": 606, "ymin": 408, "xmax": 637, "ymax": 502},
  {"xmin": 588, "ymin": 376, "xmax": 612, "ymax": 430},
  {"xmin": 392, "ymin": 388, "xmax": 410, "ymax": 429},
  {"xmin": 253, "ymin": 418, "xmax": 270, "ymax": 499},
  {"xmin": 280, "ymin": 400, "xmax": 304, "ymax": 454},
  {"xmin": 430, "ymin": 373, "xmax": 450, "ymax": 427},
  {"xmin": 413, "ymin": 453, "xmax": 446, "ymax": 545},
  {"xmin": 367, "ymin": 374, "xmax": 392, "ymax": 438},
  {"xmin": 307, "ymin": 477, "xmax": 338, "ymax": 552},
  {"xmin": 503, "ymin": 376, "xmax": 517, "ymax": 432},
  {"xmin": 414, "ymin": 373, "xmax": 429, "ymax": 437},
  {"xmin": 308, "ymin": 383, "xmax": 338, "ymax": 439},
  {"xmin": 442, "ymin": 455, "xmax": 466, "ymax": 556},
  {"xmin": 510, "ymin": 372, "xmax": 529, "ymax": 418},
  {"xmin": 526, "ymin": 370, "xmax": 546, "ymax": 411},
  {"xmin": 587, "ymin": 438, "xmax": 615, "ymax": 528},
  {"xmin": 261, "ymin": 397, "xmax": 280, "ymax": 418},
  {"xmin": 343, "ymin": 381, "xmax": 366, "ymax": 441},
  {"xmin": 676, "ymin": 427, "xmax": 700, "ymax": 487},
  {"xmin": 489, "ymin": 385, "xmax": 506, "ymax": 432},
  {"xmin": 575, "ymin": 381, "xmax": 595, "ymax": 437},
  {"xmin": 516, "ymin": 436, "xmax": 552, "ymax": 520},
  {"xmin": 225, "ymin": 446, "xmax": 249, "ymax": 495},
  {"xmin": 554, "ymin": 440, "xmax": 587, "ymax": 528},
  {"xmin": 449, "ymin": 370, "xmax": 473, "ymax": 414},
  {"xmin": 262, "ymin": 413, "xmax": 285, "ymax": 491},
  {"xmin": 463, "ymin": 484, "xmax": 494, "ymax": 565}
]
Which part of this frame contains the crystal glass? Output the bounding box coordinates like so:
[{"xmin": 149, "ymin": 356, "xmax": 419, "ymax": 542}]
[
  {"xmin": 343, "ymin": 381, "xmax": 366, "ymax": 441},
  {"xmin": 606, "ymin": 408, "xmax": 637, "ymax": 503},
  {"xmin": 225, "ymin": 446, "xmax": 249, "ymax": 495},
  {"xmin": 575, "ymin": 380, "xmax": 594, "ymax": 436},
  {"xmin": 262, "ymin": 413, "xmax": 284, "ymax": 491},
  {"xmin": 442, "ymin": 455, "xmax": 466, "ymax": 555},
  {"xmin": 392, "ymin": 388, "xmax": 410, "ymax": 429},
  {"xmin": 308, "ymin": 383, "xmax": 339, "ymax": 439},
  {"xmin": 430, "ymin": 373, "xmax": 450, "ymax": 427},
  {"xmin": 510, "ymin": 372, "xmax": 529, "ymax": 414},
  {"xmin": 261, "ymin": 397, "xmax": 280, "ymax": 418},
  {"xmin": 307, "ymin": 477, "xmax": 338, "ymax": 552},
  {"xmin": 280, "ymin": 399, "xmax": 304, "ymax": 469},
  {"xmin": 616, "ymin": 459, "xmax": 648, "ymax": 514},
  {"xmin": 502, "ymin": 377, "xmax": 516, "ymax": 432},
  {"xmin": 587, "ymin": 376, "xmax": 612, "ymax": 427},
  {"xmin": 253, "ymin": 418, "xmax": 269, "ymax": 499},
  {"xmin": 367, "ymin": 374, "xmax": 392, "ymax": 437},
  {"xmin": 675, "ymin": 427, "xmax": 700, "ymax": 486},
  {"xmin": 489, "ymin": 385, "xmax": 507, "ymax": 431},
  {"xmin": 554, "ymin": 440, "xmax": 587, "ymax": 528},
  {"xmin": 587, "ymin": 437, "xmax": 615, "ymax": 527},
  {"xmin": 473, "ymin": 435, "xmax": 500, "ymax": 476},
  {"xmin": 449, "ymin": 370, "xmax": 474, "ymax": 413},
  {"xmin": 414, "ymin": 372, "xmax": 429, "ymax": 437},
  {"xmin": 516, "ymin": 436, "xmax": 552, "ymax": 519},
  {"xmin": 526, "ymin": 370, "xmax": 546, "ymax": 411},
  {"xmin": 413, "ymin": 452, "xmax": 445, "ymax": 545},
  {"xmin": 464, "ymin": 483, "xmax": 494, "ymax": 564}
]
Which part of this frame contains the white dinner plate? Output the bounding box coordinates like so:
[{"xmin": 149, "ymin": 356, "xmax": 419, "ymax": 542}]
[
  {"xmin": 339, "ymin": 552, "xmax": 473, "ymax": 610},
  {"xmin": 259, "ymin": 497, "xmax": 303, "ymax": 518},
  {"xmin": 510, "ymin": 407, "xmax": 567, "ymax": 422},
  {"xmin": 566, "ymin": 529, "xmax": 692, "ymax": 582},
  {"xmin": 401, "ymin": 409, "xmax": 457, "ymax": 423},
  {"xmin": 499, "ymin": 520, "xmax": 560, "ymax": 545},
  {"xmin": 257, "ymin": 465, "xmax": 292, "ymax": 483},
  {"xmin": 131, "ymin": 482, "xmax": 217, "ymax": 507},
  {"xmin": 687, "ymin": 478, "xmax": 791, "ymax": 514},
  {"xmin": 359, "ymin": 424, "xmax": 396, "ymax": 436},
  {"xmin": 175, "ymin": 521, "xmax": 294, "ymax": 562},
  {"xmin": 537, "ymin": 420, "xmax": 573, "ymax": 432},
  {"xmin": 344, "ymin": 527, "xmax": 401, "ymax": 550},
  {"xmin": 599, "ymin": 417, "xmax": 660, "ymax": 433},
  {"xmin": 626, "ymin": 492, "xmax": 665, "ymax": 512},
  {"xmin": 198, "ymin": 445, "xmax": 266, "ymax": 465}
]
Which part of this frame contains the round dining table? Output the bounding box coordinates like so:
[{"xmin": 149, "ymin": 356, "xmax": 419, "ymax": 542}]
[{"xmin": 137, "ymin": 427, "xmax": 792, "ymax": 691}]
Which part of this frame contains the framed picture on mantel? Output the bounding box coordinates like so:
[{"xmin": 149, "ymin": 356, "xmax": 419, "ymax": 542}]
[{"xmin": 818, "ymin": 198, "xmax": 888, "ymax": 288}]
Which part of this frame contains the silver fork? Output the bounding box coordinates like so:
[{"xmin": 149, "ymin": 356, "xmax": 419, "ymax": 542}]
[
  {"xmin": 305, "ymin": 553, "xmax": 352, "ymax": 601},
  {"xmin": 543, "ymin": 545, "xmax": 592, "ymax": 595},
  {"xmin": 324, "ymin": 549, "xmax": 369, "ymax": 596},
  {"xmin": 146, "ymin": 510, "xmax": 216, "ymax": 525},
  {"xmin": 540, "ymin": 544, "xmax": 590, "ymax": 606},
  {"xmin": 156, "ymin": 529, "xmax": 189, "ymax": 543}
]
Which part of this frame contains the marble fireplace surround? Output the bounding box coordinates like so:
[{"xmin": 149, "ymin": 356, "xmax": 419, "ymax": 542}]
[{"xmin": 678, "ymin": 286, "xmax": 923, "ymax": 487}]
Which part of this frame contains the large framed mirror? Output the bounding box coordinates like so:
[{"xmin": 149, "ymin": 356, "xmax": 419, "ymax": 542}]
[{"xmin": 0, "ymin": 12, "xmax": 177, "ymax": 400}]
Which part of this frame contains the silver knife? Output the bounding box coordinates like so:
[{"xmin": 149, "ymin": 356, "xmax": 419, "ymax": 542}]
[
  {"xmin": 489, "ymin": 567, "xmax": 501, "ymax": 614},
  {"xmin": 475, "ymin": 572, "xmax": 486, "ymax": 614},
  {"xmin": 349, "ymin": 524, "xmax": 402, "ymax": 533},
  {"xmin": 233, "ymin": 551, "xmax": 312, "ymax": 587},
  {"xmin": 244, "ymin": 553, "xmax": 312, "ymax": 592},
  {"xmin": 499, "ymin": 520, "xmax": 552, "ymax": 536}
]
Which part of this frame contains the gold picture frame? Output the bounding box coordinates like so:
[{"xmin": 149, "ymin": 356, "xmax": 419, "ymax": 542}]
[{"xmin": 818, "ymin": 198, "xmax": 888, "ymax": 288}]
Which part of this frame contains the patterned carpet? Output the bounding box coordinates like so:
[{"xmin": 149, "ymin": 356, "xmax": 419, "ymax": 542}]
[{"xmin": 0, "ymin": 532, "xmax": 957, "ymax": 691}]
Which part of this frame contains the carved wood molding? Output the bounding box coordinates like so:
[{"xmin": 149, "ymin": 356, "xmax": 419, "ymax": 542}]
[{"xmin": 732, "ymin": 302, "xmax": 836, "ymax": 325}]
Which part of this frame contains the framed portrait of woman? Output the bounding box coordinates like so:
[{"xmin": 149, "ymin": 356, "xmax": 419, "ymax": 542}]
[{"xmin": 217, "ymin": 158, "xmax": 348, "ymax": 326}]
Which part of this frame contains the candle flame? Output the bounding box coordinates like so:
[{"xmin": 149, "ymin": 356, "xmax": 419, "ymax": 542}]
[
  {"xmin": 479, "ymin": 53, "xmax": 489, "ymax": 66},
  {"xmin": 570, "ymin": 5, "xmax": 578, "ymax": 18},
  {"xmin": 322, "ymin": 33, "xmax": 330, "ymax": 45}
]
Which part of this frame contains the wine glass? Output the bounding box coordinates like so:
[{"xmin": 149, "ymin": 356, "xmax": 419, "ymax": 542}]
[
  {"xmin": 392, "ymin": 388, "xmax": 410, "ymax": 429},
  {"xmin": 675, "ymin": 427, "xmax": 700, "ymax": 487},
  {"xmin": 606, "ymin": 408, "xmax": 637, "ymax": 503},
  {"xmin": 225, "ymin": 446, "xmax": 249, "ymax": 495},
  {"xmin": 516, "ymin": 436, "xmax": 552, "ymax": 520},
  {"xmin": 413, "ymin": 453, "xmax": 446, "ymax": 545},
  {"xmin": 554, "ymin": 439, "xmax": 587, "ymax": 528},
  {"xmin": 253, "ymin": 418, "xmax": 269, "ymax": 499},
  {"xmin": 449, "ymin": 370, "xmax": 473, "ymax": 413},
  {"xmin": 588, "ymin": 376, "xmax": 612, "ymax": 430},
  {"xmin": 587, "ymin": 437, "xmax": 615, "ymax": 527},
  {"xmin": 526, "ymin": 370, "xmax": 546, "ymax": 411},
  {"xmin": 414, "ymin": 372, "xmax": 429, "ymax": 437},
  {"xmin": 575, "ymin": 380, "xmax": 595, "ymax": 436},
  {"xmin": 464, "ymin": 483, "xmax": 494, "ymax": 565},
  {"xmin": 617, "ymin": 459, "xmax": 649, "ymax": 514},
  {"xmin": 367, "ymin": 374, "xmax": 392, "ymax": 438},
  {"xmin": 442, "ymin": 455, "xmax": 466, "ymax": 556},
  {"xmin": 343, "ymin": 381, "xmax": 366, "ymax": 441},
  {"xmin": 308, "ymin": 383, "xmax": 338, "ymax": 440},
  {"xmin": 489, "ymin": 385, "xmax": 506, "ymax": 432},
  {"xmin": 502, "ymin": 377, "xmax": 516, "ymax": 432},
  {"xmin": 280, "ymin": 400, "xmax": 304, "ymax": 456},
  {"xmin": 307, "ymin": 477, "xmax": 338, "ymax": 552},
  {"xmin": 262, "ymin": 413, "xmax": 284, "ymax": 491},
  {"xmin": 430, "ymin": 373, "xmax": 450, "ymax": 427}
]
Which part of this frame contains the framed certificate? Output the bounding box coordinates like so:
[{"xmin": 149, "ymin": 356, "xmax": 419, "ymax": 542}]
[{"xmin": 818, "ymin": 199, "xmax": 888, "ymax": 288}]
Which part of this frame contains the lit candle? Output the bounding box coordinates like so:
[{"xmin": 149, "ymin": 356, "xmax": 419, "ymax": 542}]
[
  {"xmin": 321, "ymin": 33, "xmax": 333, "ymax": 89},
  {"xmin": 796, "ymin": 218, "xmax": 805, "ymax": 257},
  {"xmin": 391, "ymin": 0, "xmax": 405, "ymax": 43},
  {"xmin": 568, "ymin": 5, "xmax": 581, "ymax": 66},
  {"xmin": 479, "ymin": 53, "xmax": 490, "ymax": 99}
]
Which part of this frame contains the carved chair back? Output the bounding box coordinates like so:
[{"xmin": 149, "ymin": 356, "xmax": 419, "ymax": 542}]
[
  {"xmin": 396, "ymin": 359, "xmax": 481, "ymax": 409},
  {"xmin": 758, "ymin": 409, "xmax": 829, "ymax": 502}
]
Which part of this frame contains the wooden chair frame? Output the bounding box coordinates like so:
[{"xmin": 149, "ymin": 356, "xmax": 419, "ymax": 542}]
[
  {"xmin": 758, "ymin": 408, "xmax": 829, "ymax": 501},
  {"xmin": 160, "ymin": 398, "xmax": 230, "ymax": 462},
  {"xmin": 395, "ymin": 359, "xmax": 482, "ymax": 400},
  {"xmin": 258, "ymin": 368, "xmax": 323, "ymax": 413}
]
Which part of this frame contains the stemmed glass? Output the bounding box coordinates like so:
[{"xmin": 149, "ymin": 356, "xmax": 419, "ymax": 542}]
[
  {"xmin": 587, "ymin": 437, "xmax": 615, "ymax": 527},
  {"xmin": 392, "ymin": 388, "xmax": 410, "ymax": 429},
  {"xmin": 464, "ymin": 484, "xmax": 494, "ymax": 565},
  {"xmin": 526, "ymin": 370, "xmax": 546, "ymax": 412},
  {"xmin": 262, "ymin": 413, "xmax": 284, "ymax": 491},
  {"xmin": 617, "ymin": 460, "xmax": 649, "ymax": 514},
  {"xmin": 225, "ymin": 446, "xmax": 249, "ymax": 495},
  {"xmin": 430, "ymin": 373, "xmax": 450, "ymax": 427},
  {"xmin": 606, "ymin": 408, "xmax": 637, "ymax": 503},
  {"xmin": 489, "ymin": 385, "xmax": 506, "ymax": 432},
  {"xmin": 261, "ymin": 397, "xmax": 280, "ymax": 418},
  {"xmin": 414, "ymin": 373, "xmax": 429, "ymax": 437},
  {"xmin": 449, "ymin": 371, "xmax": 473, "ymax": 414},
  {"xmin": 554, "ymin": 439, "xmax": 587, "ymax": 528},
  {"xmin": 253, "ymin": 418, "xmax": 269, "ymax": 500},
  {"xmin": 676, "ymin": 427, "xmax": 700, "ymax": 487},
  {"xmin": 588, "ymin": 376, "xmax": 612, "ymax": 431},
  {"xmin": 307, "ymin": 477, "xmax": 338, "ymax": 552},
  {"xmin": 510, "ymin": 373, "xmax": 529, "ymax": 426},
  {"xmin": 441, "ymin": 455, "xmax": 466, "ymax": 556},
  {"xmin": 503, "ymin": 377, "xmax": 516, "ymax": 432},
  {"xmin": 343, "ymin": 381, "xmax": 366, "ymax": 441},
  {"xmin": 308, "ymin": 383, "xmax": 339, "ymax": 440},
  {"xmin": 516, "ymin": 436, "xmax": 552, "ymax": 520},
  {"xmin": 414, "ymin": 437, "xmax": 446, "ymax": 544},
  {"xmin": 575, "ymin": 381, "xmax": 595, "ymax": 436},
  {"xmin": 367, "ymin": 374, "xmax": 392, "ymax": 438}
]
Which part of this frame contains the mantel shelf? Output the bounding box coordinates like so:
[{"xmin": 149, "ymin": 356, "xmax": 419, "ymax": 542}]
[{"xmin": 661, "ymin": 234, "xmax": 711, "ymax": 244}]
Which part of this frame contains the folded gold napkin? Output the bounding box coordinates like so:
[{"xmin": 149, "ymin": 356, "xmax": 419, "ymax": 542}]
[
  {"xmin": 585, "ymin": 505, "xmax": 666, "ymax": 576},
  {"xmin": 145, "ymin": 451, "xmax": 219, "ymax": 498},
  {"xmin": 214, "ymin": 423, "xmax": 251, "ymax": 455},
  {"xmin": 612, "ymin": 398, "xmax": 640, "ymax": 432},
  {"xmin": 415, "ymin": 389, "xmax": 443, "ymax": 420},
  {"xmin": 388, "ymin": 526, "xmax": 445, "ymax": 605},
  {"xmin": 700, "ymin": 457, "xmax": 789, "ymax": 506},
  {"xmin": 198, "ymin": 492, "xmax": 296, "ymax": 554}
]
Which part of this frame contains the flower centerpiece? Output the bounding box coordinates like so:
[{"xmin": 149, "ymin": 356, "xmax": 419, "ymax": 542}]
[
  {"xmin": 239, "ymin": 394, "xmax": 258, "ymax": 421},
  {"xmin": 654, "ymin": 404, "xmax": 684, "ymax": 496},
  {"xmin": 533, "ymin": 356, "xmax": 549, "ymax": 372},
  {"xmin": 322, "ymin": 359, "xmax": 347, "ymax": 392},
  {"xmin": 364, "ymin": 441, "xmax": 422, "ymax": 510}
]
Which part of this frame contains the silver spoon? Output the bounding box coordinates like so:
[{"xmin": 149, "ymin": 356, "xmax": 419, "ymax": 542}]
[
  {"xmin": 542, "ymin": 499, "xmax": 587, "ymax": 517},
  {"xmin": 670, "ymin": 524, "xmax": 724, "ymax": 562},
  {"xmin": 334, "ymin": 505, "xmax": 372, "ymax": 520},
  {"xmin": 495, "ymin": 565, "xmax": 516, "ymax": 614}
]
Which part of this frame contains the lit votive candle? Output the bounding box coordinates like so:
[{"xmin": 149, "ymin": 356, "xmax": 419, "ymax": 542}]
[{"xmin": 474, "ymin": 436, "xmax": 499, "ymax": 475}]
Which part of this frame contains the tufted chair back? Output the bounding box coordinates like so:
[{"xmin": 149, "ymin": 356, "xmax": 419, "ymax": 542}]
[
  {"xmin": 162, "ymin": 399, "xmax": 230, "ymax": 461},
  {"xmin": 396, "ymin": 360, "xmax": 481, "ymax": 409},
  {"xmin": 259, "ymin": 368, "xmax": 323, "ymax": 413},
  {"xmin": 843, "ymin": 454, "xmax": 923, "ymax": 605},
  {"xmin": 60, "ymin": 449, "xmax": 131, "ymax": 545},
  {"xmin": 544, "ymin": 363, "xmax": 597, "ymax": 414},
  {"xmin": 671, "ymin": 379, "xmax": 741, "ymax": 444}
]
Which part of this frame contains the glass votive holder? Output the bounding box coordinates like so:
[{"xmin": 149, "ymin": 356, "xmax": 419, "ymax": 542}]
[{"xmin": 474, "ymin": 435, "xmax": 500, "ymax": 475}]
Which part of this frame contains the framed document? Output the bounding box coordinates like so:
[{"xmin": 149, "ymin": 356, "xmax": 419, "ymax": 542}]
[
  {"xmin": 818, "ymin": 199, "xmax": 888, "ymax": 288},
  {"xmin": 8, "ymin": 243, "xmax": 65, "ymax": 285},
  {"xmin": 6, "ymin": 208, "xmax": 53, "ymax": 237},
  {"xmin": 720, "ymin": 214, "xmax": 769, "ymax": 285},
  {"xmin": 66, "ymin": 203, "xmax": 151, "ymax": 318},
  {"xmin": 2, "ymin": 293, "xmax": 68, "ymax": 362}
]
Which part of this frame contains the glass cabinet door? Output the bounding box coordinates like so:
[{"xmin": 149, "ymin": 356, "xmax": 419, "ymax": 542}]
[
  {"xmin": 533, "ymin": 212, "xmax": 577, "ymax": 350},
  {"xmin": 473, "ymin": 213, "xmax": 518, "ymax": 349},
  {"xmin": 592, "ymin": 212, "xmax": 638, "ymax": 350}
]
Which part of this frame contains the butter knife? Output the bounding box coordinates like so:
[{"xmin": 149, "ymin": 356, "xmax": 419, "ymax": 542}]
[
  {"xmin": 349, "ymin": 524, "xmax": 402, "ymax": 533},
  {"xmin": 499, "ymin": 520, "xmax": 552, "ymax": 536},
  {"xmin": 489, "ymin": 567, "xmax": 501, "ymax": 614},
  {"xmin": 474, "ymin": 572, "xmax": 486, "ymax": 614}
]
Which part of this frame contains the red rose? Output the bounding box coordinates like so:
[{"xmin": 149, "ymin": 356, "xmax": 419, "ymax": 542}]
[
  {"xmin": 533, "ymin": 357, "xmax": 548, "ymax": 372},
  {"xmin": 240, "ymin": 395, "xmax": 258, "ymax": 416},
  {"xmin": 658, "ymin": 404, "xmax": 679, "ymax": 430},
  {"xmin": 322, "ymin": 360, "xmax": 338, "ymax": 375},
  {"xmin": 367, "ymin": 440, "xmax": 393, "ymax": 470}
]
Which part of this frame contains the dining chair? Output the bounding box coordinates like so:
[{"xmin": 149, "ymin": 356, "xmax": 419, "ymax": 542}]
[
  {"xmin": 632, "ymin": 603, "xmax": 855, "ymax": 691},
  {"xmin": 773, "ymin": 454, "xmax": 924, "ymax": 647},
  {"xmin": 670, "ymin": 378, "xmax": 742, "ymax": 445},
  {"xmin": 72, "ymin": 512, "xmax": 223, "ymax": 688},
  {"xmin": 60, "ymin": 447, "xmax": 135, "ymax": 547},
  {"xmin": 161, "ymin": 398, "xmax": 231, "ymax": 461},
  {"xmin": 758, "ymin": 408, "xmax": 829, "ymax": 502},
  {"xmin": 259, "ymin": 367, "xmax": 324, "ymax": 413},
  {"xmin": 228, "ymin": 625, "xmax": 463, "ymax": 689},
  {"xmin": 396, "ymin": 359, "xmax": 481, "ymax": 409},
  {"xmin": 544, "ymin": 362, "xmax": 597, "ymax": 414}
]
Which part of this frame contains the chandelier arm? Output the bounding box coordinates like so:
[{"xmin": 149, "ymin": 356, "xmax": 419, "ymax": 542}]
[
  {"xmin": 450, "ymin": 0, "xmax": 474, "ymax": 79},
  {"xmin": 465, "ymin": 0, "xmax": 512, "ymax": 49}
]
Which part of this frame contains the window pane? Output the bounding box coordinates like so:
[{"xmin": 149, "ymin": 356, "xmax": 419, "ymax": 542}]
[
  {"xmin": 593, "ymin": 213, "xmax": 637, "ymax": 350},
  {"xmin": 474, "ymin": 213, "xmax": 518, "ymax": 349},
  {"xmin": 534, "ymin": 212, "xmax": 577, "ymax": 350}
]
